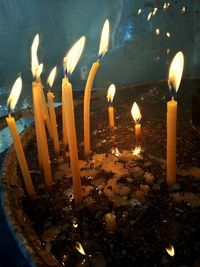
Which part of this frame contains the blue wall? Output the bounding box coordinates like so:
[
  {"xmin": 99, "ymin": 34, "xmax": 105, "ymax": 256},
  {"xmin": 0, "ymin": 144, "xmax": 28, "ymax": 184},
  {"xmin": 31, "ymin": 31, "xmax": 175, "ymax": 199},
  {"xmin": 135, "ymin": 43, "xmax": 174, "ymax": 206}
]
[{"xmin": 0, "ymin": 0, "xmax": 197, "ymax": 93}]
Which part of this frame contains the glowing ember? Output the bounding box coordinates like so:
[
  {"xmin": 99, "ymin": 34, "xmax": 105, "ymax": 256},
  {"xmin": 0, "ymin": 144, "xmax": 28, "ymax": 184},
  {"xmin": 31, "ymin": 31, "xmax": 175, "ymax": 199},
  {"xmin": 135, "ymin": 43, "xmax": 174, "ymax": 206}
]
[
  {"xmin": 147, "ymin": 12, "xmax": 152, "ymax": 21},
  {"xmin": 98, "ymin": 19, "xmax": 110, "ymax": 59},
  {"xmin": 63, "ymin": 36, "xmax": 86, "ymax": 75},
  {"xmin": 75, "ymin": 242, "xmax": 86, "ymax": 255},
  {"xmin": 166, "ymin": 245, "xmax": 175, "ymax": 257},
  {"xmin": 7, "ymin": 77, "xmax": 22, "ymax": 111},
  {"xmin": 131, "ymin": 102, "xmax": 142, "ymax": 124},
  {"xmin": 155, "ymin": 28, "xmax": 160, "ymax": 35},
  {"xmin": 138, "ymin": 8, "xmax": 142, "ymax": 15},
  {"xmin": 107, "ymin": 84, "xmax": 116, "ymax": 103},
  {"xmin": 47, "ymin": 66, "xmax": 57, "ymax": 88},
  {"xmin": 132, "ymin": 146, "xmax": 142, "ymax": 156},
  {"xmin": 168, "ymin": 51, "xmax": 184, "ymax": 92}
]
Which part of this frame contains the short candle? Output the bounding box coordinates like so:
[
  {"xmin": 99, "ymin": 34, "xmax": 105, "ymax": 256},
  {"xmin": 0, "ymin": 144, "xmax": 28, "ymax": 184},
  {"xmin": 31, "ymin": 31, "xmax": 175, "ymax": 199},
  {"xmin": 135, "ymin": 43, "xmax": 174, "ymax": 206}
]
[
  {"xmin": 107, "ymin": 84, "xmax": 116, "ymax": 128},
  {"xmin": 131, "ymin": 101, "xmax": 142, "ymax": 141}
]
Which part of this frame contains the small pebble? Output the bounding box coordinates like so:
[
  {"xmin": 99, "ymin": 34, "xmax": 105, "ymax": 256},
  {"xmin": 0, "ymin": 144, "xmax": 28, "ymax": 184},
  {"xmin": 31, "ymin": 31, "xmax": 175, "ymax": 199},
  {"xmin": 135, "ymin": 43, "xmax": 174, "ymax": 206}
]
[
  {"xmin": 119, "ymin": 186, "xmax": 131, "ymax": 196},
  {"xmin": 107, "ymin": 178, "xmax": 118, "ymax": 189},
  {"xmin": 140, "ymin": 184, "xmax": 150, "ymax": 193},
  {"xmin": 152, "ymin": 184, "xmax": 161, "ymax": 190},
  {"xmin": 82, "ymin": 185, "xmax": 94, "ymax": 197},
  {"xmin": 103, "ymin": 187, "xmax": 114, "ymax": 198},
  {"xmin": 144, "ymin": 172, "xmax": 154, "ymax": 184},
  {"xmin": 144, "ymin": 161, "xmax": 152, "ymax": 167},
  {"xmin": 132, "ymin": 166, "xmax": 144, "ymax": 177},
  {"xmin": 112, "ymin": 195, "xmax": 127, "ymax": 207}
]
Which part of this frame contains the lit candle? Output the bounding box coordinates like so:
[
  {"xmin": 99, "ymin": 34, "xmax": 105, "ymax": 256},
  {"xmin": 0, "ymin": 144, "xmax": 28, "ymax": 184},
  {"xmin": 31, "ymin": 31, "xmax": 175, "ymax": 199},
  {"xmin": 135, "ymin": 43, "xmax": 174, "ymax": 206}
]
[
  {"xmin": 62, "ymin": 36, "xmax": 85, "ymax": 203},
  {"xmin": 6, "ymin": 77, "xmax": 36, "ymax": 199},
  {"xmin": 31, "ymin": 34, "xmax": 53, "ymax": 140},
  {"xmin": 47, "ymin": 66, "xmax": 60, "ymax": 155},
  {"xmin": 131, "ymin": 102, "xmax": 142, "ymax": 141},
  {"xmin": 84, "ymin": 19, "xmax": 110, "ymax": 155},
  {"xmin": 31, "ymin": 35, "xmax": 44, "ymax": 166},
  {"xmin": 107, "ymin": 84, "xmax": 116, "ymax": 128},
  {"xmin": 167, "ymin": 51, "xmax": 184, "ymax": 186},
  {"xmin": 62, "ymin": 83, "xmax": 68, "ymax": 146},
  {"xmin": 31, "ymin": 35, "xmax": 52, "ymax": 188}
]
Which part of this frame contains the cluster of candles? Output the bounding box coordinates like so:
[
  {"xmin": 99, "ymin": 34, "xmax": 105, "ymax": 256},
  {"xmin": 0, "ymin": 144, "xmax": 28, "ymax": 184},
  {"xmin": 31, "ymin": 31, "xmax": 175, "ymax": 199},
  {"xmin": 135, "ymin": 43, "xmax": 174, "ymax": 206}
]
[{"xmin": 5, "ymin": 19, "xmax": 184, "ymax": 205}]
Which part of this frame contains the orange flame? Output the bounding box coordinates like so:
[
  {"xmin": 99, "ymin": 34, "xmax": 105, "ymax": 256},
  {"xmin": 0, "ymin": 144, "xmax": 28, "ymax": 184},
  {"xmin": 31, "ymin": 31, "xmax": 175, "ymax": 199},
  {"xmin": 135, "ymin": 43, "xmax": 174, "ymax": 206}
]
[
  {"xmin": 166, "ymin": 245, "xmax": 175, "ymax": 257},
  {"xmin": 131, "ymin": 102, "xmax": 142, "ymax": 124},
  {"xmin": 63, "ymin": 36, "xmax": 85, "ymax": 75},
  {"xmin": 47, "ymin": 66, "xmax": 57, "ymax": 88},
  {"xmin": 98, "ymin": 19, "xmax": 110, "ymax": 59},
  {"xmin": 7, "ymin": 77, "xmax": 22, "ymax": 111},
  {"xmin": 107, "ymin": 84, "xmax": 116, "ymax": 103},
  {"xmin": 168, "ymin": 51, "xmax": 184, "ymax": 92}
]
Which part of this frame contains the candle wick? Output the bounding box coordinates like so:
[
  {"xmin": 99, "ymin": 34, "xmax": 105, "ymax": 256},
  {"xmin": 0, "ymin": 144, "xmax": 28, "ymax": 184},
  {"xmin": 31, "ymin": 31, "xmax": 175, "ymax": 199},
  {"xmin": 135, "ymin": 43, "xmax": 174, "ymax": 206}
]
[{"xmin": 7, "ymin": 101, "xmax": 11, "ymax": 116}]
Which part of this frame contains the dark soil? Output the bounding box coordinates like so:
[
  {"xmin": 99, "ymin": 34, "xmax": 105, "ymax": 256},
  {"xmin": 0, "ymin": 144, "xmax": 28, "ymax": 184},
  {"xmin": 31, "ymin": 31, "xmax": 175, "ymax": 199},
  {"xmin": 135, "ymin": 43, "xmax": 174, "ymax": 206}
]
[{"xmin": 21, "ymin": 80, "xmax": 200, "ymax": 267}]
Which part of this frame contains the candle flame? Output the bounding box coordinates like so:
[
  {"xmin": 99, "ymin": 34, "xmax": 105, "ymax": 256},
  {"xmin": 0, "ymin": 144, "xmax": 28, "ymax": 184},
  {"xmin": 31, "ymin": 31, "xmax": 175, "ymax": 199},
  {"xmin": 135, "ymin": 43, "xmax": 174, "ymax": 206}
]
[
  {"xmin": 166, "ymin": 32, "xmax": 171, "ymax": 38},
  {"xmin": 163, "ymin": 3, "xmax": 167, "ymax": 9},
  {"xmin": 152, "ymin": 7, "xmax": 158, "ymax": 16},
  {"xmin": 155, "ymin": 28, "xmax": 160, "ymax": 35},
  {"xmin": 107, "ymin": 84, "xmax": 116, "ymax": 103},
  {"xmin": 75, "ymin": 242, "xmax": 86, "ymax": 255},
  {"xmin": 131, "ymin": 102, "xmax": 142, "ymax": 124},
  {"xmin": 147, "ymin": 12, "xmax": 152, "ymax": 21},
  {"xmin": 181, "ymin": 6, "xmax": 186, "ymax": 13},
  {"xmin": 7, "ymin": 77, "xmax": 22, "ymax": 111},
  {"xmin": 31, "ymin": 34, "xmax": 39, "ymax": 77},
  {"xmin": 98, "ymin": 19, "xmax": 110, "ymax": 59},
  {"xmin": 166, "ymin": 245, "xmax": 175, "ymax": 257},
  {"xmin": 64, "ymin": 36, "xmax": 85, "ymax": 75},
  {"xmin": 47, "ymin": 66, "xmax": 57, "ymax": 88},
  {"xmin": 138, "ymin": 8, "xmax": 142, "ymax": 15},
  {"xmin": 132, "ymin": 146, "xmax": 142, "ymax": 156},
  {"xmin": 36, "ymin": 63, "xmax": 43, "ymax": 81},
  {"xmin": 168, "ymin": 51, "xmax": 184, "ymax": 92}
]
